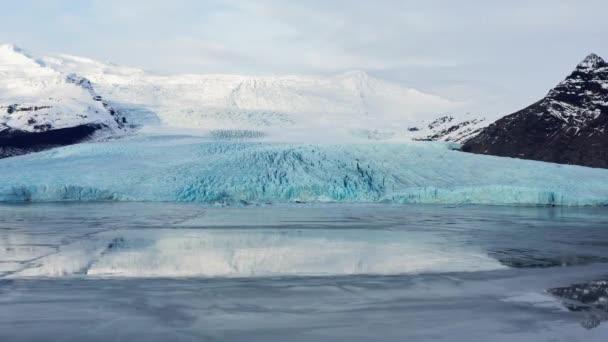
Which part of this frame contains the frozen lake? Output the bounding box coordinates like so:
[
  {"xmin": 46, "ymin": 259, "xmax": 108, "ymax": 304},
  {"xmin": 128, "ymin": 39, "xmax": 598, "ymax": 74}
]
[{"xmin": 0, "ymin": 203, "xmax": 607, "ymax": 341}]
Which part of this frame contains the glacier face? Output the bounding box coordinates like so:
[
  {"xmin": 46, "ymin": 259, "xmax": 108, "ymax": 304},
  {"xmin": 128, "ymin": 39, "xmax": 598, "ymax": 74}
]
[{"xmin": 1, "ymin": 136, "xmax": 607, "ymax": 206}]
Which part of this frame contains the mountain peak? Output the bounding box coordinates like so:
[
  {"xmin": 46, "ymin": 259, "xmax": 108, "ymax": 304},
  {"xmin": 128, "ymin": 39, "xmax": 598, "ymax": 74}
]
[
  {"xmin": 0, "ymin": 43, "xmax": 44, "ymax": 67},
  {"xmin": 0, "ymin": 43, "xmax": 29, "ymax": 56},
  {"xmin": 576, "ymin": 53, "xmax": 605, "ymax": 72},
  {"xmin": 0, "ymin": 43, "xmax": 18, "ymax": 50}
]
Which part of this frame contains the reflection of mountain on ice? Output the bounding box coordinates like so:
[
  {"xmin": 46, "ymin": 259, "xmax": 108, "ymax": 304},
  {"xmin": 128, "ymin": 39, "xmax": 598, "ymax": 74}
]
[{"xmin": 10, "ymin": 228, "xmax": 505, "ymax": 278}]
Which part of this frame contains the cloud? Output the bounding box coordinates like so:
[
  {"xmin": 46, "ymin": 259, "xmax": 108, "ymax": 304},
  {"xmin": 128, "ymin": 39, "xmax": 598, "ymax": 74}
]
[{"xmin": 0, "ymin": 0, "xmax": 607, "ymax": 115}]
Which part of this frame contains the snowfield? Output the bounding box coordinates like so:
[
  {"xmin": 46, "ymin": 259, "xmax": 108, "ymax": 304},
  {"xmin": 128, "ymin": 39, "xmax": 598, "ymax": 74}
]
[
  {"xmin": 0, "ymin": 44, "xmax": 492, "ymax": 151},
  {"xmin": 1, "ymin": 136, "xmax": 608, "ymax": 205},
  {"xmin": 39, "ymin": 48, "xmax": 489, "ymax": 142}
]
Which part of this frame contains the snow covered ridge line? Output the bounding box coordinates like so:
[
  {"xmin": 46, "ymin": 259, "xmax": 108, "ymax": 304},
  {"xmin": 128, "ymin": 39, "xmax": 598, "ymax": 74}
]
[
  {"xmin": 1, "ymin": 44, "xmax": 490, "ymax": 148},
  {"xmin": 34, "ymin": 44, "xmax": 489, "ymax": 143},
  {"xmin": 0, "ymin": 44, "xmax": 131, "ymax": 158},
  {"xmin": 1, "ymin": 138, "xmax": 608, "ymax": 206}
]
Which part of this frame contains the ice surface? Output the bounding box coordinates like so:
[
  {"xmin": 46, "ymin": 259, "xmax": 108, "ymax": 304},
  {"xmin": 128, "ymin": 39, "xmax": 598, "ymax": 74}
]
[
  {"xmin": 1, "ymin": 137, "xmax": 608, "ymax": 205},
  {"xmin": 2, "ymin": 203, "xmax": 608, "ymax": 341}
]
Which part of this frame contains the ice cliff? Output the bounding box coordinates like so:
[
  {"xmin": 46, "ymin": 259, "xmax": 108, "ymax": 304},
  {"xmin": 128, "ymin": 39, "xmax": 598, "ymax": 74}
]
[{"xmin": 1, "ymin": 137, "xmax": 607, "ymax": 206}]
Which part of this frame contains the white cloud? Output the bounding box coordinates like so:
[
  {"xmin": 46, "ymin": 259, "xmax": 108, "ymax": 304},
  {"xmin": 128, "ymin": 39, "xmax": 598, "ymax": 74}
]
[{"xmin": 0, "ymin": 0, "xmax": 607, "ymax": 116}]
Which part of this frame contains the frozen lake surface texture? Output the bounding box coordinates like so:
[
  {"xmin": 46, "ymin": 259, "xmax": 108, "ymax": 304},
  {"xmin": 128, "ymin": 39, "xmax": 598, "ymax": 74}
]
[{"xmin": 0, "ymin": 203, "xmax": 607, "ymax": 341}]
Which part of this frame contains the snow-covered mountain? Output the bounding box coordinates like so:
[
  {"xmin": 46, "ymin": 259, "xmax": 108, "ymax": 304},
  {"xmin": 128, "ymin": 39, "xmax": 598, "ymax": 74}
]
[
  {"xmin": 0, "ymin": 44, "xmax": 129, "ymax": 157},
  {"xmin": 463, "ymin": 53, "xmax": 608, "ymax": 168},
  {"xmin": 0, "ymin": 44, "xmax": 492, "ymax": 156},
  {"xmin": 2, "ymin": 45, "xmax": 608, "ymax": 206},
  {"xmin": 38, "ymin": 48, "xmax": 487, "ymax": 143}
]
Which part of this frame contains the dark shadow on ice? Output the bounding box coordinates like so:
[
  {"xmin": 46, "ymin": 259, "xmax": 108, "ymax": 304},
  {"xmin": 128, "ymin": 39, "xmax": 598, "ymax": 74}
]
[
  {"xmin": 111, "ymin": 102, "xmax": 161, "ymax": 127},
  {"xmin": 488, "ymin": 248, "xmax": 608, "ymax": 269}
]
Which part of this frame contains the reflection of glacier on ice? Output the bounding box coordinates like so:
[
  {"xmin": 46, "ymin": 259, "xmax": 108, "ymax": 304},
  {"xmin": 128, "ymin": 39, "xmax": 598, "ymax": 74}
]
[
  {"xmin": 1, "ymin": 136, "xmax": 608, "ymax": 205},
  {"xmin": 10, "ymin": 228, "xmax": 505, "ymax": 278}
]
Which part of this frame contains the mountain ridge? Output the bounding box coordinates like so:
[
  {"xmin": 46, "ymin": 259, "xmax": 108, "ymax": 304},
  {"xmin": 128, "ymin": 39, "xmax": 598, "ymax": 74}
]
[
  {"xmin": 33, "ymin": 45, "xmax": 486, "ymax": 143},
  {"xmin": 0, "ymin": 44, "xmax": 129, "ymax": 158},
  {"xmin": 462, "ymin": 53, "xmax": 608, "ymax": 168}
]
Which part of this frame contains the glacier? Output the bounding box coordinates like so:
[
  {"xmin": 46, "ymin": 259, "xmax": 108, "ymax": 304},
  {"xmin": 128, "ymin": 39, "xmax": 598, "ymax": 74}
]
[{"xmin": 1, "ymin": 135, "xmax": 608, "ymax": 206}]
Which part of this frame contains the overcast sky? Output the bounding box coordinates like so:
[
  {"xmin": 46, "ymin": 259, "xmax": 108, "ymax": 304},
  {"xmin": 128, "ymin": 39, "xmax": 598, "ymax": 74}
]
[{"xmin": 1, "ymin": 0, "xmax": 606, "ymax": 115}]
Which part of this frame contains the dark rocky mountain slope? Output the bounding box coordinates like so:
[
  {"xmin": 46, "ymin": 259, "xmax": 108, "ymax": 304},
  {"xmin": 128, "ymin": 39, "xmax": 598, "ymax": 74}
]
[{"xmin": 462, "ymin": 54, "xmax": 608, "ymax": 168}]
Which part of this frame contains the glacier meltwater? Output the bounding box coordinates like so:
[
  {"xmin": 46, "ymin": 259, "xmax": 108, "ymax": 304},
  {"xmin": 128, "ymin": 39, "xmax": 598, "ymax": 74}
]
[{"xmin": 1, "ymin": 136, "xmax": 608, "ymax": 206}]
